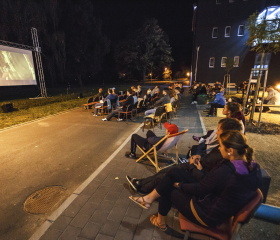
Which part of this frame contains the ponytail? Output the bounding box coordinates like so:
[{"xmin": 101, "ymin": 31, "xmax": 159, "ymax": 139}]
[{"xmin": 219, "ymin": 130, "xmax": 254, "ymax": 167}]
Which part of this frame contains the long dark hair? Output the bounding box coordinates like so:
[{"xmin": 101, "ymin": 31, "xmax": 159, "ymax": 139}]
[
  {"xmin": 227, "ymin": 102, "xmax": 245, "ymax": 126},
  {"xmin": 219, "ymin": 130, "xmax": 253, "ymax": 168}
]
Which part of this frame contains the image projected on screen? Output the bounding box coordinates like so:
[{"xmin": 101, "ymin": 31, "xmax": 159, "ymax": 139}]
[{"xmin": 0, "ymin": 45, "xmax": 36, "ymax": 86}]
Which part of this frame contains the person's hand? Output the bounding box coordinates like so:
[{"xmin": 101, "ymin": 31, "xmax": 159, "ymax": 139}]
[
  {"xmin": 173, "ymin": 182, "xmax": 180, "ymax": 188},
  {"xmin": 189, "ymin": 155, "xmax": 201, "ymax": 164},
  {"xmin": 194, "ymin": 160, "xmax": 203, "ymax": 170}
]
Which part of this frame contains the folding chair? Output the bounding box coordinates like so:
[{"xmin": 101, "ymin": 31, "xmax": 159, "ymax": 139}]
[
  {"xmin": 136, "ymin": 129, "xmax": 188, "ymax": 172},
  {"xmin": 95, "ymin": 99, "xmax": 111, "ymax": 115},
  {"xmin": 118, "ymin": 104, "xmax": 134, "ymax": 121},
  {"xmin": 82, "ymin": 96, "xmax": 100, "ymax": 109},
  {"xmin": 142, "ymin": 106, "xmax": 167, "ymax": 131},
  {"xmin": 179, "ymin": 189, "xmax": 263, "ymax": 240}
]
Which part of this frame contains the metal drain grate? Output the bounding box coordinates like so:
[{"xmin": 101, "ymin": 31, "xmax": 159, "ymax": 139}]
[{"xmin": 24, "ymin": 186, "xmax": 67, "ymax": 214}]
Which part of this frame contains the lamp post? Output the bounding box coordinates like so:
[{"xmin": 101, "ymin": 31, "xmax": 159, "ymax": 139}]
[{"xmin": 194, "ymin": 46, "xmax": 200, "ymax": 83}]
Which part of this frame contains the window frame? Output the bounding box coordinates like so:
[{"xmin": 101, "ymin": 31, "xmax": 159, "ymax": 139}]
[
  {"xmin": 233, "ymin": 56, "xmax": 240, "ymax": 67},
  {"xmin": 225, "ymin": 26, "xmax": 231, "ymax": 37},
  {"xmin": 209, "ymin": 57, "xmax": 215, "ymax": 68},
  {"xmin": 221, "ymin": 57, "xmax": 227, "ymax": 67},
  {"xmin": 212, "ymin": 27, "xmax": 218, "ymax": 38},
  {"xmin": 237, "ymin": 25, "xmax": 245, "ymax": 36}
]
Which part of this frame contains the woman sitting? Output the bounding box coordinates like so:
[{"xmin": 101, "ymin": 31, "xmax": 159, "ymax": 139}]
[{"xmin": 129, "ymin": 131, "xmax": 262, "ymax": 231}]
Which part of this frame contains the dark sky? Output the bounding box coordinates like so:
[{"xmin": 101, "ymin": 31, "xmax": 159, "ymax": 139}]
[{"xmin": 91, "ymin": 0, "xmax": 194, "ymax": 72}]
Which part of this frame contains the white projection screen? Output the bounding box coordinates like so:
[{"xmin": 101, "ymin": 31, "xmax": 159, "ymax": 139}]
[{"xmin": 0, "ymin": 45, "xmax": 37, "ymax": 86}]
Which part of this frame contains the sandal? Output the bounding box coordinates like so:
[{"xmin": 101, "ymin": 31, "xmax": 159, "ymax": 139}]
[
  {"xmin": 150, "ymin": 214, "xmax": 168, "ymax": 231},
  {"xmin": 129, "ymin": 196, "xmax": 151, "ymax": 210}
]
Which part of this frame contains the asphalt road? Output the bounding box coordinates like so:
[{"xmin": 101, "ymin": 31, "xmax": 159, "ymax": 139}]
[{"xmin": 0, "ymin": 108, "xmax": 140, "ymax": 240}]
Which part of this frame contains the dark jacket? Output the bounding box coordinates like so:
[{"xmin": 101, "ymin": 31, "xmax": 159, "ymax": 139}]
[
  {"xmin": 154, "ymin": 95, "xmax": 171, "ymax": 106},
  {"xmin": 121, "ymin": 95, "xmax": 134, "ymax": 110},
  {"xmin": 180, "ymin": 160, "xmax": 262, "ymax": 227},
  {"xmin": 188, "ymin": 146, "xmax": 224, "ymax": 181}
]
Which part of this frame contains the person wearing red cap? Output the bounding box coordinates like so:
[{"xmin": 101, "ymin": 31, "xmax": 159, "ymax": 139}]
[{"xmin": 125, "ymin": 122, "xmax": 179, "ymax": 159}]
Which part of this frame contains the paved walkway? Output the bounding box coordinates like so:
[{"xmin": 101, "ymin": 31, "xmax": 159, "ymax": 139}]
[{"xmin": 34, "ymin": 96, "xmax": 204, "ymax": 240}]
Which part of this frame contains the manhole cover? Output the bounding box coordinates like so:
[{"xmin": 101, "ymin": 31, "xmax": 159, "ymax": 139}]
[{"xmin": 24, "ymin": 186, "xmax": 67, "ymax": 214}]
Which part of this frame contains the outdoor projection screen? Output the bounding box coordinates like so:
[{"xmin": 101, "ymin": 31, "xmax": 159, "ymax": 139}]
[{"xmin": 0, "ymin": 45, "xmax": 36, "ymax": 86}]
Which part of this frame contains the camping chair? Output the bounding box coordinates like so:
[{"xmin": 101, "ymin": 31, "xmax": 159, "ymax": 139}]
[
  {"xmin": 136, "ymin": 129, "xmax": 188, "ymax": 172},
  {"xmin": 178, "ymin": 189, "xmax": 263, "ymax": 240}
]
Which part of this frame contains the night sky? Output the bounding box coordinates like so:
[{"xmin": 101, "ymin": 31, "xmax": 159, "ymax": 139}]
[{"xmin": 91, "ymin": 0, "xmax": 195, "ymax": 72}]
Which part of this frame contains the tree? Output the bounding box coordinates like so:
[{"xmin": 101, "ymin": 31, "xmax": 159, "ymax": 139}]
[{"xmin": 115, "ymin": 18, "xmax": 173, "ymax": 81}]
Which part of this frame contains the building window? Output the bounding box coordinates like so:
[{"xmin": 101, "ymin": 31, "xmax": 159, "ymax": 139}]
[
  {"xmin": 216, "ymin": 0, "xmax": 221, "ymax": 4},
  {"xmin": 234, "ymin": 56, "xmax": 240, "ymax": 67},
  {"xmin": 212, "ymin": 27, "xmax": 218, "ymax": 38},
  {"xmin": 221, "ymin": 57, "xmax": 227, "ymax": 67},
  {"xmin": 238, "ymin": 25, "xmax": 245, "ymax": 36},
  {"xmin": 209, "ymin": 57, "xmax": 215, "ymax": 68},
  {"xmin": 225, "ymin": 26, "xmax": 231, "ymax": 37}
]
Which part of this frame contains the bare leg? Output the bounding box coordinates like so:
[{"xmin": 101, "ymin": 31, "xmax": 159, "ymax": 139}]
[{"xmin": 130, "ymin": 189, "xmax": 160, "ymax": 209}]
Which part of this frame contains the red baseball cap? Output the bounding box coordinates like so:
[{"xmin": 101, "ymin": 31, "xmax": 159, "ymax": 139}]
[{"xmin": 163, "ymin": 122, "xmax": 179, "ymax": 134}]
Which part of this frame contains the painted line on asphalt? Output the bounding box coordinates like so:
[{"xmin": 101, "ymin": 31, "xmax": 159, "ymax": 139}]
[
  {"xmin": 198, "ymin": 111, "xmax": 207, "ymax": 135},
  {"xmin": 28, "ymin": 123, "xmax": 143, "ymax": 240}
]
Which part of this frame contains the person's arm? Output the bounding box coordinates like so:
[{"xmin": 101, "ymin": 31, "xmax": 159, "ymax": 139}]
[{"xmin": 178, "ymin": 163, "xmax": 229, "ymax": 196}]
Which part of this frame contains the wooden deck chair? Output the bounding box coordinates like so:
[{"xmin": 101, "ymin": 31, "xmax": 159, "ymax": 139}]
[
  {"xmin": 179, "ymin": 189, "xmax": 263, "ymax": 240},
  {"xmin": 136, "ymin": 129, "xmax": 188, "ymax": 172}
]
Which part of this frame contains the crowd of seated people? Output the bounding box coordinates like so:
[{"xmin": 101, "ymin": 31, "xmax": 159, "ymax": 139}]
[
  {"xmin": 125, "ymin": 97, "xmax": 262, "ymax": 234},
  {"xmin": 86, "ymin": 84, "xmax": 183, "ymax": 122}
]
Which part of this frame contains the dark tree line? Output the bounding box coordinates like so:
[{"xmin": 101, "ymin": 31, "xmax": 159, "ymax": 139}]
[
  {"xmin": 0, "ymin": 0, "xmax": 110, "ymax": 88},
  {"xmin": 0, "ymin": 1, "xmax": 173, "ymax": 88}
]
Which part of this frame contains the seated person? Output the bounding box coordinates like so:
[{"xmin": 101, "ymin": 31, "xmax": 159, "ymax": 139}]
[
  {"xmin": 206, "ymin": 89, "xmax": 226, "ymax": 117},
  {"xmin": 102, "ymin": 90, "xmax": 134, "ymax": 121},
  {"xmin": 92, "ymin": 89, "xmax": 118, "ymax": 116},
  {"xmin": 125, "ymin": 122, "xmax": 178, "ymax": 159},
  {"xmin": 263, "ymin": 86, "xmax": 280, "ymax": 112},
  {"xmin": 129, "ymin": 130, "xmax": 262, "ymax": 231},
  {"xmin": 144, "ymin": 89, "xmax": 171, "ymax": 116},
  {"xmin": 126, "ymin": 118, "xmax": 242, "ymax": 194},
  {"xmin": 193, "ymin": 102, "xmax": 245, "ymax": 144}
]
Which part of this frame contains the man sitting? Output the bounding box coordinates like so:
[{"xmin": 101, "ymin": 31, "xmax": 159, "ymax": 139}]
[
  {"xmin": 126, "ymin": 118, "xmax": 242, "ymax": 194},
  {"xmin": 144, "ymin": 89, "xmax": 171, "ymax": 116},
  {"xmin": 102, "ymin": 90, "xmax": 134, "ymax": 121},
  {"xmin": 125, "ymin": 122, "xmax": 178, "ymax": 159}
]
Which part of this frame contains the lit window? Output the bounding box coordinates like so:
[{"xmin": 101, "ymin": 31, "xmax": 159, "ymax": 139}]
[
  {"xmin": 221, "ymin": 57, "xmax": 227, "ymax": 67},
  {"xmin": 238, "ymin": 25, "xmax": 245, "ymax": 36},
  {"xmin": 225, "ymin": 26, "xmax": 231, "ymax": 37},
  {"xmin": 234, "ymin": 56, "xmax": 240, "ymax": 67},
  {"xmin": 216, "ymin": 0, "xmax": 221, "ymax": 4},
  {"xmin": 212, "ymin": 27, "xmax": 218, "ymax": 38},
  {"xmin": 209, "ymin": 57, "xmax": 215, "ymax": 68}
]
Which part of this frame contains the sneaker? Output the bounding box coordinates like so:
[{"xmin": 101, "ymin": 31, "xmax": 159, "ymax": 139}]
[
  {"xmin": 125, "ymin": 151, "xmax": 137, "ymax": 159},
  {"xmin": 192, "ymin": 135, "xmax": 201, "ymax": 142},
  {"xmin": 126, "ymin": 175, "xmax": 140, "ymax": 192},
  {"xmin": 191, "ymin": 101, "xmax": 195, "ymax": 104},
  {"xmin": 102, "ymin": 118, "xmax": 108, "ymax": 121},
  {"xmin": 117, "ymin": 118, "xmax": 123, "ymax": 122}
]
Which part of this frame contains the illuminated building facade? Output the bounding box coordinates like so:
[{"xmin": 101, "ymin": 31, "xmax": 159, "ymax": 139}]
[{"xmin": 191, "ymin": 0, "xmax": 280, "ymax": 86}]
